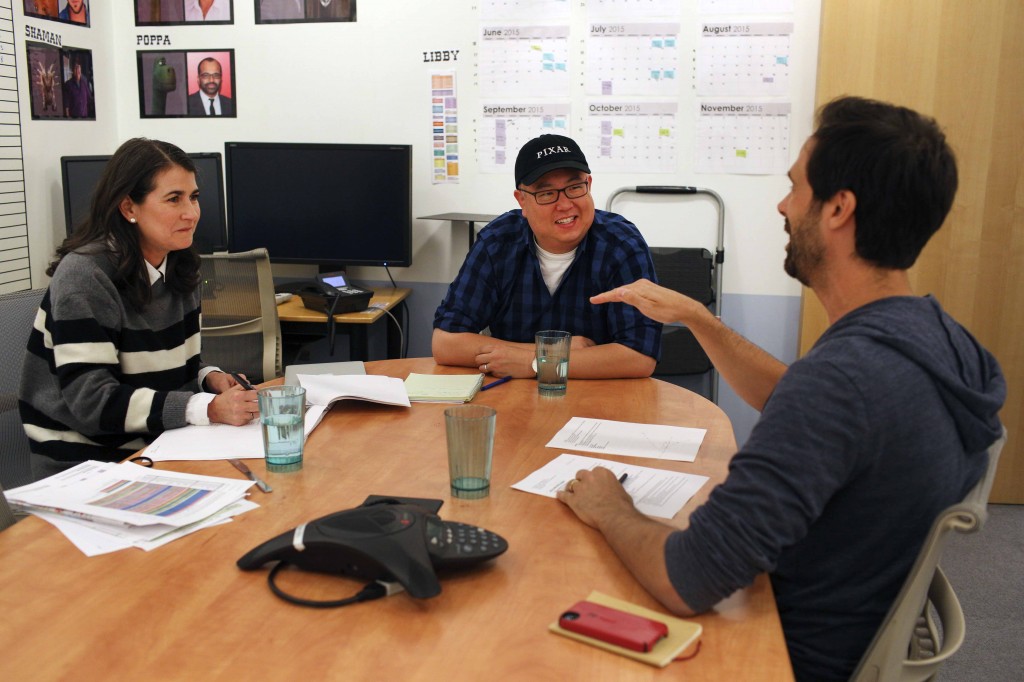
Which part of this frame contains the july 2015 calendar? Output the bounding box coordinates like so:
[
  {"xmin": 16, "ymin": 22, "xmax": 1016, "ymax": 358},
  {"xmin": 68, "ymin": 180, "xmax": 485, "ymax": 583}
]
[
  {"xmin": 697, "ymin": 22, "xmax": 793, "ymax": 97},
  {"xmin": 586, "ymin": 23, "xmax": 682, "ymax": 97},
  {"xmin": 479, "ymin": 25, "xmax": 571, "ymax": 98},
  {"xmin": 695, "ymin": 101, "xmax": 790, "ymax": 175},
  {"xmin": 478, "ymin": 102, "xmax": 571, "ymax": 174},
  {"xmin": 585, "ymin": 101, "xmax": 678, "ymax": 173}
]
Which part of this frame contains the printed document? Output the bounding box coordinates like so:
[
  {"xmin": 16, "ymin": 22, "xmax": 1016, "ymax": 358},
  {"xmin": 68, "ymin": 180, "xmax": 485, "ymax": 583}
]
[
  {"xmin": 546, "ymin": 417, "xmax": 706, "ymax": 462},
  {"xmin": 512, "ymin": 453, "xmax": 708, "ymax": 519}
]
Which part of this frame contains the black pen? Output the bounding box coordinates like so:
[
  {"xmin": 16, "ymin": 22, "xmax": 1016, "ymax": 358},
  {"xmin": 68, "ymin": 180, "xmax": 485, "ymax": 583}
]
[
  {"xmin": 481, "ymin": 376, "xmax": 512, "ymax": 391},
  {"xmin": 618, "ymin": 473, "xmax": 629, "ymax": 484},
  {"xmin": 230, "ymin": 372, "xmax": 255, "ymax": 390}
]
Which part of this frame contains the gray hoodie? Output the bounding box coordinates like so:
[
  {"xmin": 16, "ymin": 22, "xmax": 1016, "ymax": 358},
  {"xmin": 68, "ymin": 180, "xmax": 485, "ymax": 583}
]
[{"xmin": 665, "ymin": 295, "xmax": 1005, "ymax": 682}]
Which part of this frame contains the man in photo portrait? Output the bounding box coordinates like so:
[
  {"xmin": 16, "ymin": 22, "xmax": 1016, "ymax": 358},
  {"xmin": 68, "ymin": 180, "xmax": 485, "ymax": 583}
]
[
  {"xmin": 58, "ymin": 0, "xmax": 89, "ymax": 24},
  {"xmin": 186, "ymin": 54, "xmax": 234, "ymax": 117},
  {"xmin": 184, "ymin": 0, "xmax": 232, "ymax": 22},
  {"xmin": 62, "ymin": 56, "xmax": 93, "ymax": 118}
]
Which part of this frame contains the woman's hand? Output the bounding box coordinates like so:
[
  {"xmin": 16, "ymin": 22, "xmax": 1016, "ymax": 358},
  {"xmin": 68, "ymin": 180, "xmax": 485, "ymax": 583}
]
[{"xmin": 207, "ymin": 385, "xmax": 258, "ymax": 426}]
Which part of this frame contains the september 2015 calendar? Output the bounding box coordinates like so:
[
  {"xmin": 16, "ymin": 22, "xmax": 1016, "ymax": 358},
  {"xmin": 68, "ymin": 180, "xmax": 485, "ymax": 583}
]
[
  {"xmin": 586, "ymin": 23, "xmax": 682, "ymax": 97},
  {"xmin": 478, "ymin": 102, "xmax": 571, "ymax": 174},
  {"xmin": 479, "ymin": 25, "xmax": 571, "ymax": 98},
  {"xmin": 585, "ymin": 101, "xmax": 678, "ymax": 173}
]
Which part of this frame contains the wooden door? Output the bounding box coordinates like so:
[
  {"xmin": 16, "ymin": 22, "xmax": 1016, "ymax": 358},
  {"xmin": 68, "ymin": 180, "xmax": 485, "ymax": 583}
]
[{"xmin": 805, "ymin": 0, "xmax": 1023, "ymax": 502}]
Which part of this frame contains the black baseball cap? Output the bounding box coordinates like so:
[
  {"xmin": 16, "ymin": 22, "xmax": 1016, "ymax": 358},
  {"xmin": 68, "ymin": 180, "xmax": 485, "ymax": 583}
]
[{"xmin": 514, "ymin": 134, "xmax": 591, "ymax": 187}]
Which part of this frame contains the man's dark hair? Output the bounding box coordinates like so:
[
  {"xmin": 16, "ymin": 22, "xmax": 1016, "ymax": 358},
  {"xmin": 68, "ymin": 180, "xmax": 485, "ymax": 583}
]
[
  {"xmin": 807, "ymin": 96, "xmax": 958, "ymax": 269},
  {"xmin": 48, "ymin": 138, "xmax": 201, "ymax": 311}
]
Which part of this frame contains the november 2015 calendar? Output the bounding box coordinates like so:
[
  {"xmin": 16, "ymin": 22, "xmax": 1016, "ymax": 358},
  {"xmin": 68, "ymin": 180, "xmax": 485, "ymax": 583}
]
[{"xmin": 695, "ymin": 101, "xmax": 790, "ymax": 175}]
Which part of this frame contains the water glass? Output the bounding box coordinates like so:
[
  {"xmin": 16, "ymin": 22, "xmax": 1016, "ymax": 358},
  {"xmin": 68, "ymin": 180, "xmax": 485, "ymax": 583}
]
[{"xmin": 258, "ymin": 385, "xmax": 306, "ymax": 472}]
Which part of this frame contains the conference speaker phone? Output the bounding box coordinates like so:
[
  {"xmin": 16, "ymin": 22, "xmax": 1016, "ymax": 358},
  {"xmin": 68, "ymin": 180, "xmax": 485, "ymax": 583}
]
[
  {"xmin": 237, "ymin": 497, "xmax": 509, "ymax": 607},
  {"xmin": 288, "ymin": 271, "xmax": 373, "ymax": 316}
]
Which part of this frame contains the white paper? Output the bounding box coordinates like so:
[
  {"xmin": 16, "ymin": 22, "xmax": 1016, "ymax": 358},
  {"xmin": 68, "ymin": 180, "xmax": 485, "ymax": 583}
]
[
  {"xmin": 512, "ymin": 453, "xmax": 708, "ymax": 519},
  {"xmin": 546, "ymin": 417, "xmax": 706, "ymax": 462},
  {"xmin": 6, "ymin": 461, "xmax": 254, "ymax": 528},
  {"xmin": 146, "ymin": 374, "xmax": 407, "ymax": 462},
  {"xmin": 146, "ymin": 405, "xmax": 326, "ymax": 461}
]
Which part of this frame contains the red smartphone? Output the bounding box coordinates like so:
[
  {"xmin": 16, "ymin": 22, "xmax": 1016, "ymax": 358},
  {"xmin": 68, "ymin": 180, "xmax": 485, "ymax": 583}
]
[{"xmin": 558, "ymin": 601, "xmax": 669, "ymax": 652}]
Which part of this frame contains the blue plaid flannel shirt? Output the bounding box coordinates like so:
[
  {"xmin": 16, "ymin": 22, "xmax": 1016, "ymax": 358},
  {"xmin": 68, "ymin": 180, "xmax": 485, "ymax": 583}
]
[{"xmin": 433, "ymin": 209, "xmax": 662, "ymax": 360}]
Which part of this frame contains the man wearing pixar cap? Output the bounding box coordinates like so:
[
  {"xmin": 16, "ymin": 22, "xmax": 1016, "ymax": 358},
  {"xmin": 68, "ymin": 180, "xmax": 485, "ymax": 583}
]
[{"xmin": 432, "ymin": 134, "xmax": 662, "ymax": 379}]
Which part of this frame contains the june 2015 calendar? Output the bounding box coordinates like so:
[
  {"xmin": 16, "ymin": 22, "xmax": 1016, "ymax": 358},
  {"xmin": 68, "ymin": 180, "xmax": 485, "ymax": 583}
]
[
  {"xmin": 586, "ymin": 23, "xmax": 682, "ymax": 97},
  {"xmin": 479, "ymin": 25, "xmax": 571, "ymax": 99},
  {"xmin": 585, "ymin": 101, "xmax": 678, "ymax": 173},
  {"xmin": 478, "ymin": 102, "xmax": 571, "ymax": 174}
]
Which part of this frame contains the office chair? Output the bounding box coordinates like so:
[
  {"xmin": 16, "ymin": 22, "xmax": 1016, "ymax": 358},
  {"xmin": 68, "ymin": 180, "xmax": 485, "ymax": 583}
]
[
  {"xmin": 850, "ymin": 427, "xmax": 1008, "ymax": 682},
  {"xmin": 606, "ymin": 186, "xmax": 725, "ymax": 403},
  {"xmin": 0, "ymin": 288, "xmax": 46, "ymax": 489},
  {"xmin": 199, "ymin": 249, "xmax": 282, "ymax": 383},
  {"xmin": 0, "ymin": 482, "xmax": 15, "ymax": 531}
]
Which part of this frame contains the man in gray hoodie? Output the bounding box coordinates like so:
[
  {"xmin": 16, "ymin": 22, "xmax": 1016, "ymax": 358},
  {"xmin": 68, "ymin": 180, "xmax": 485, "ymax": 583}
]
[{"xmin": 560, "ymin": 96, "xmax": 1006, "ymax": 682}]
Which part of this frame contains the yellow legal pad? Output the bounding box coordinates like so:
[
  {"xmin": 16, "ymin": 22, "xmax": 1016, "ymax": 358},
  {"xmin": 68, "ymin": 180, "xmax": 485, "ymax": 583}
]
[
  {"xmin": 549, "ymin": 590, "xmax": 702, "ymax": 667},
  {"xmin": 403, "ymin": 373, "xmax": 484, "ymax": 403}
]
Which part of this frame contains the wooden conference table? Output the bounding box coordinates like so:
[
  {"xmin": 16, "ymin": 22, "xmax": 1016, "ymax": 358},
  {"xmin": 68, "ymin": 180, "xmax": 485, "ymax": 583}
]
[{"xmin": 0, "ymin": 359, "xmax": 793, "ymax": 681}]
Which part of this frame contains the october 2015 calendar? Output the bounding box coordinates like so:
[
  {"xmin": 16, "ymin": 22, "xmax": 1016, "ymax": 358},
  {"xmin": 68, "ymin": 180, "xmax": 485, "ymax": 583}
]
[{"xmin": 585, "ymin": 101, "xmax": 678, "ymax": 173}]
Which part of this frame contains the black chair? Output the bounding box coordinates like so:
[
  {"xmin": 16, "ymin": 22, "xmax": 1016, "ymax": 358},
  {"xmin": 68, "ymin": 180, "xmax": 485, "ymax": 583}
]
[
  {"xmin": 0, "ymin": 288, "xmax": 46, "ymax": 489},
  {"xmin": 606, "ymin": 186, "xmax": 725, "ymax": 403}
]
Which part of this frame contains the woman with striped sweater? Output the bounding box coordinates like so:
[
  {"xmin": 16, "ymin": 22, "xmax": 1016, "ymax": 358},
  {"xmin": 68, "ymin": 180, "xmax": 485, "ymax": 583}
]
[{"xmin": 19, "ymin": 138, "xmax": 257, "ymax": 479}]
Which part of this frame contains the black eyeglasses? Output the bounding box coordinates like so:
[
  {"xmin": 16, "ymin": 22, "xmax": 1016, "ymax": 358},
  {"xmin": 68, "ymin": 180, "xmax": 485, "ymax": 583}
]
[{"xmin": 519, "ymin": 181, "xmax": 590, "ymax": 205}]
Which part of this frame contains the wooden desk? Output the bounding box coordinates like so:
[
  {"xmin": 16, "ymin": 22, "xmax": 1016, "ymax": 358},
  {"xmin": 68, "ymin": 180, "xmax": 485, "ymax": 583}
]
[
  {"xmin": 276, "ymin": 287, "xmax": 410, "ymax": 361},
  {"xmin": 0, "ymin": 359, "xmax": 792, "ymax": 680}
]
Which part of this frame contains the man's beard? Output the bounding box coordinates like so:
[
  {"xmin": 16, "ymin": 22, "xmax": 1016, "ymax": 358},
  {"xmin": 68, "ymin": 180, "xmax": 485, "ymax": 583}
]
[{"xmin": 783, "ymin": 216, "xmax": 824, "ymax": 287}]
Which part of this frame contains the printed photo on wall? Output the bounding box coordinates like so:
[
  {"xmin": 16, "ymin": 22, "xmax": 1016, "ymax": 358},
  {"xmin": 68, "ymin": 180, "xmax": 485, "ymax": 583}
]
[
  {"xmin": 24, "ymin": 0, "xmax": 90, "ymax": 28},
  {"xmin": 255, "ymin": 0, "xmax": 355, "ymax": 24},
  {"xmin": 135, "ymin": 0, "xmax": 234, "ymax": 25},
  {"xmin": 137, "ymin": 49, "xmax": 236, "ymax": 118},
  {"xmin": 27, "ymin": 42, "xmax": 96, "ymax": 120}
]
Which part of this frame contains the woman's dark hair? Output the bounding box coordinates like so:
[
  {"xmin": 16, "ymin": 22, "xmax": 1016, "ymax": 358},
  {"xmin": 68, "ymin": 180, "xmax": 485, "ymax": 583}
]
[
  {"xmin": 807, "ymin": 96, "xmax": 958, "ymax": 269},
  {"xmin": 48, "ymin": 138, "xmax": 202, "ymax": 310}
]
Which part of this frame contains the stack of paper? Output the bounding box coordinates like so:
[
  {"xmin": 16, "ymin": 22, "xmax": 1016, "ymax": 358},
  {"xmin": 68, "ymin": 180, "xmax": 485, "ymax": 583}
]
[
  {"xmin": 404, "ymin": 373, "xmax": 484, "ymax": 403},
  {"xmin": 4, "ymin": 460, "xmax": 258, "ymax": 556}
]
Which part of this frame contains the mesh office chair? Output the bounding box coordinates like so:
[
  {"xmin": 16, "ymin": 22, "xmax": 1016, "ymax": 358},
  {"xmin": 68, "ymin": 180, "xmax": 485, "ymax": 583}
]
[
  {"xmin": 850, "ymin": 427, "xmax": 1008, "ymax": 682},
  {"xmin": 606, "ymin": 186, "xmax": 725, "ymax": 403},
  {"xmin": 0, "ymin": 288, "xmax": 46, "ymax": 489},
  {"xmin": 199, "ymin": 249, "xmax": 282, "ymax": 384}
]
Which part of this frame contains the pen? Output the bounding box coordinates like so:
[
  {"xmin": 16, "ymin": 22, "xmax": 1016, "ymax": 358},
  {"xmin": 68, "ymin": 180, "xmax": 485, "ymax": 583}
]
[
  {"xmin": 481, "ymin": 376, "xmax": 512, "ymax": 391},
  {"xmin": 618, "ymin": 473, "xmax": 628, "ymax": 484},
  {"xmin": 230, "ymin": 372, "xmax": 255, "ymax": 390}
]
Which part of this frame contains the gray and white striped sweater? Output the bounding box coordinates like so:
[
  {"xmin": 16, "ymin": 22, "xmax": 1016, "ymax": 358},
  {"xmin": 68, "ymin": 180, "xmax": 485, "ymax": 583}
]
[{"xmin": 18, "ymin": 247, "xmax": 204, "ymax": 464}]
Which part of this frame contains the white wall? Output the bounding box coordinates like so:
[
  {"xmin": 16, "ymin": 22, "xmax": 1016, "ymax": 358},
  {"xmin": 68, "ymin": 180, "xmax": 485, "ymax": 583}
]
[{"xmin": 17, "ymin": 1, "xmax": 822, "ymax": 444}]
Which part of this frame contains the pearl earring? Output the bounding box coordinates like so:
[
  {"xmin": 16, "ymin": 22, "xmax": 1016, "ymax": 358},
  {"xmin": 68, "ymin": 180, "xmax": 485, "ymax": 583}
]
[{"xmin": 129, "ymin": 218, "xmax": 137, "ymax": 223}]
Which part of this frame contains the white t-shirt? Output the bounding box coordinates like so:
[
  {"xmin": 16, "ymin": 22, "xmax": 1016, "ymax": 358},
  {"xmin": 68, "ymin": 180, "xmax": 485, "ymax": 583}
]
[{"xmin": 535, "ymin": 241, "xmax": 577, "ymax": 295}]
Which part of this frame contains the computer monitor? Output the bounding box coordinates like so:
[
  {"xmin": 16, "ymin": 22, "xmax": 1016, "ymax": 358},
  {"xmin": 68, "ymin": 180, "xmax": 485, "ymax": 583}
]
[
  {"xmin": 224, "ymin": 142, "xmax": 413, "ymax": 268},
  {"xmin": 59, "ymin": 152, "xmax": 229, "ymax": 254}
]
